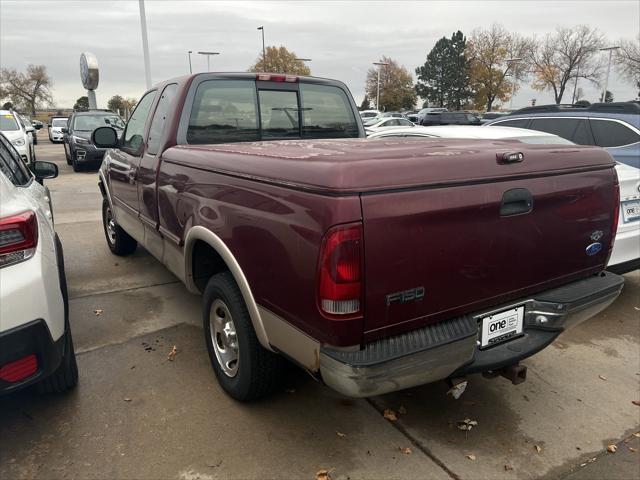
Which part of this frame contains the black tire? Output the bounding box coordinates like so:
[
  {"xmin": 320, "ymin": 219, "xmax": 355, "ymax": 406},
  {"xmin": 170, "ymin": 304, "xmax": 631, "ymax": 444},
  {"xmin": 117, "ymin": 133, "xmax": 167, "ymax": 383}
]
[
  {"xmin": 65, "ymin": 144, "xmax": 71, "ymax": 164},
  {"xmin": 102, "ymin": 199, "xmax": 137, "ymax": 255},
  {"xmin": 31, "ymin": 145, "xmax": 36, "ymax": 163},
  {"xmin": 203, "ymin": 272, "xmax": 285, "ymax": 401},
  {"xmin": 72, "ymin": 158, "xmax": 80, "ymax": 172},
  {"xmin": 37, "ymin": 235, "xmax": 78, "ymax": 394}
]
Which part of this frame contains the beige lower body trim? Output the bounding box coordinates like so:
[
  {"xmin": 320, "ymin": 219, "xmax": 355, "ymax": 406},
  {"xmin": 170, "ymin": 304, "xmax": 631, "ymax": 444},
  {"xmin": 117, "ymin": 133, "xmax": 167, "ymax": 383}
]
[{"xmin": 258, "ymin": 306, "xmax": 320, "ymax": 372}]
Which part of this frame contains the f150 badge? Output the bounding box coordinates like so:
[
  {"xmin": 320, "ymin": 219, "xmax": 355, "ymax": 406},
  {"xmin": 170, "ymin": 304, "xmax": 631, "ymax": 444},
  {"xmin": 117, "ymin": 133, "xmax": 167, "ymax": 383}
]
[{"xmin": 386, "ymin": 287, "xmax": 425, "ymax": 306}]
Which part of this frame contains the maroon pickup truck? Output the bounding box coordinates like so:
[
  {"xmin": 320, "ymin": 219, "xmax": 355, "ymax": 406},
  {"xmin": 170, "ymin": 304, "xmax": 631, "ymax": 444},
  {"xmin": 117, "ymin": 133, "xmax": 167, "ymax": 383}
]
[{"xmin": 94, "ymin": 73, "xmax": 624, "ymax": 401}]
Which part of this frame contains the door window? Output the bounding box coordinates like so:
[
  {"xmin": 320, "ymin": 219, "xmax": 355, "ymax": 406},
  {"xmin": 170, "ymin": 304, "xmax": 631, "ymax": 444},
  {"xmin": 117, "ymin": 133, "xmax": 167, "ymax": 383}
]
[
  {"xmin": 590, "ymin": 119, "xmax": 640, "ymax": 147},
  {"xmin": 147, "ymin": 84, "xmax": 178, "ymax": 155},
  {"xmin": 123, "ymin": 90, "xmax": 157, "ymax": 152},
  {"xmin": 493, "ymin": 118, "xmax": 530, "ymax": 128},
  {"xmin": 529, "ymin": 118, "xmax": 581, "ymax": 141}
]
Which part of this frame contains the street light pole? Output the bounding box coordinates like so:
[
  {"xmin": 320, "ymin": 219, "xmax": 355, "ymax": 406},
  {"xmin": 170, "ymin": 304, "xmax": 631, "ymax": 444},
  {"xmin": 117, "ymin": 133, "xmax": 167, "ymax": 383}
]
[
  {"xmin": 257, "ymin": 26, "xmax": 266, "ymax": 69},
  {"xmin": 600, "ymin": 46, "xmax": 620, "ymax": 102},
  {"xmin": 188, "ymin": 50, "xmax": 193, "ymax": 74},
  {"xmin": 138, "ymin": 0, "xmax": 152, "ymax": 89},
  {"xmin": 505, "ymin": 57, "xmax": 522, "ymax": 110},
  {"xmin": 373, "ymin": 61, "xmax": 389, "ymax": 111},
  {"xmin": 198, "ymin": 51, "xmax": 220, "ymax": 72},
  {"xmin": 571, "ymin": 63, "xmax": 580, "ymax": 104}
]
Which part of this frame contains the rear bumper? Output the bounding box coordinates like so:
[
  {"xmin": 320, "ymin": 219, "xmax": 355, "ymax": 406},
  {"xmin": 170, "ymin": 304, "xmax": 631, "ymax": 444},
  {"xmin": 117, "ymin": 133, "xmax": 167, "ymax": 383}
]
[
  {"xmin": 608, "ymin": 225, "xmax": 640, "ymax": 274},
  {"xmin": 319, "ymin": 272, "xmax": 624, "ymax": 397},
  {"xmin": 0, "ymin": 319, "xmax": 65, "ymax": 395}
]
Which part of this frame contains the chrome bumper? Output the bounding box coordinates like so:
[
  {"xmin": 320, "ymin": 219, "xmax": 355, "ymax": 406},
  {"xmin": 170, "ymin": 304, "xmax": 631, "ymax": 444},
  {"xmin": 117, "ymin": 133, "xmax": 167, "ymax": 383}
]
[{"xmin": 320, "ymin": 272, "xmax": 624, "ymax": 398}]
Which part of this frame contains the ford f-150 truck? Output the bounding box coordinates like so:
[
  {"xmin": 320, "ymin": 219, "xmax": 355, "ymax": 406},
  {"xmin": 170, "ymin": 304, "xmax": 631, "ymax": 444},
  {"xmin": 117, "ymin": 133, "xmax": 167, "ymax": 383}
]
[{"xmin": 93, "ymin": 73, "xmax": 624, "ymax": 401}]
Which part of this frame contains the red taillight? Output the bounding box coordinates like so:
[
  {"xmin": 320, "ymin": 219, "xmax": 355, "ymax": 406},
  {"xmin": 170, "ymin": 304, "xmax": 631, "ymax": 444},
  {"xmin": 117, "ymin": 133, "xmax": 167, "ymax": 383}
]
[
  {"xmin": 318, "ymin": 223, "xmax": 363, "ymax": 317},
  {"xmin": 256, "ymin": 73, "xmax": 298, "ymax": 83},
  {"xmin": 0, "ymin": 354, "xmax": 38, "ymax": 382},
  {"xmin": 0, "ymin": 211, "xmax": 38, "ymax": 267}
]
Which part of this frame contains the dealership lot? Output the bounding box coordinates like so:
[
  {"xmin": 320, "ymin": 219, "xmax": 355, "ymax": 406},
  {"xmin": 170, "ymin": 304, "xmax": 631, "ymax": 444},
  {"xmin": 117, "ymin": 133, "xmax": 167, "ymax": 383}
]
[{"xmin": 0, "ymin": 133, "xmax": 638, "ymax": 480}]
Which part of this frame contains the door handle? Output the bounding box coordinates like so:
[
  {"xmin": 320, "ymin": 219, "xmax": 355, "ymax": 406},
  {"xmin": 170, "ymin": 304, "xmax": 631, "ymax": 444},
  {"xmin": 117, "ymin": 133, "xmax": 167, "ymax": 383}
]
[{"xmin": 500, "ymin": 188, "xmax": 533, "ymax": 216}]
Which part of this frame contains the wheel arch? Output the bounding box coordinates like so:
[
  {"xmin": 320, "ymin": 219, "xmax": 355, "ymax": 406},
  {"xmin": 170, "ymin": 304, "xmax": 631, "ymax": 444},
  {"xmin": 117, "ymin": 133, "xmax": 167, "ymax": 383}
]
[{"xmin": 184, "ymin": 226, "xmax": 272, "ymax": 351}]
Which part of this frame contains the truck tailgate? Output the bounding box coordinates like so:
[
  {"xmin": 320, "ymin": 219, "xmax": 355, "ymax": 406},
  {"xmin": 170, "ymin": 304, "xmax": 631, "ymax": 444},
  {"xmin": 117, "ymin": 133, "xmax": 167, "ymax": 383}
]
[{"xmin": 361, "ymin": 143, "xmax": 618, "ymax": 339}]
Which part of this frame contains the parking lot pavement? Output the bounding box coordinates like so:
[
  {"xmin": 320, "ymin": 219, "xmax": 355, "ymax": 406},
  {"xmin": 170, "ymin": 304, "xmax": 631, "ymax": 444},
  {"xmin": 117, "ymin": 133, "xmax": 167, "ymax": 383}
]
[{"xmin": 1, "ymin": 133, "xmax": 638, "ymax": 479}]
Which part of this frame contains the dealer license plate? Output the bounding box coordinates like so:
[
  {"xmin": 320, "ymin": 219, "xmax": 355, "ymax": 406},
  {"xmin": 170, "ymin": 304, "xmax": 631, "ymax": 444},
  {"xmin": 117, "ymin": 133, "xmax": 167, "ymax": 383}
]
[
  {"xmin": 621, "ymin": 200, "xmax": 640, "ymax": 223},
  {"xmin": 480, "ymin": 306, "xmax": 524, "ymax": 348}
]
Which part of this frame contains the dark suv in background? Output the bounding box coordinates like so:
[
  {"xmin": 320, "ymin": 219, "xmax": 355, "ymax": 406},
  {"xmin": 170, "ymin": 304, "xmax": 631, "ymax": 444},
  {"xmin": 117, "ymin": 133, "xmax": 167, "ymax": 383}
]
[
  {"xmin": 420, "ymin": 111, "xmax": 481, "ymax": 126},
  {"xmin": 485, "ymin": 102, "xmax": 640, "ymax": 168},
  {"xmin": 63, "ymin": 110, "xmax": 125, "ymax": 171}
]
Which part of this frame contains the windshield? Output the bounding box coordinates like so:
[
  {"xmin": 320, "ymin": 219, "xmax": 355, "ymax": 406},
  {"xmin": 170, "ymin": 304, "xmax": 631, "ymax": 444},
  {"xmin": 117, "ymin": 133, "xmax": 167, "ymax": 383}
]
[
  {"xmin": 73, "ymin": 115, "xmax": 125, "ymax": 131},
  {"xmin": 0, "ymin": 115, "xmax": 19, "ymax": 131},
  {"xmin": 51, "ymin": 118, "xmax": 68, "ymax": 127}
]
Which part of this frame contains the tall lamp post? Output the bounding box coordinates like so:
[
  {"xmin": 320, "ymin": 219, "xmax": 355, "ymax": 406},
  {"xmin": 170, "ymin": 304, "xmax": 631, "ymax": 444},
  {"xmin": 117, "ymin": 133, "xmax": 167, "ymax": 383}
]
[
  {"xmin": 138, "ymin": 0, "xmax": 152, "ymax": 89},
  {"xmin": 506, "ymin": 57, "xmax": 522, "ymax": 110},
  {"xmin": 187, "ymin": 50, "xmax": 193, "ymax": 74},
  {"xmin": 198, "ymin": 51, "xmax": 220, "ymax": 72},
  {"xmin": 600, "ymin": 46, "xmax": 620, "ymax": 102},
  {"xmin": 571, "ymin": 63, "xmax": 581, "ymax": 104},
  {"xmin": 257, "ymin": 26, "xmax": 266, "ymax": 69},
  {"xmin": 373, "ymin": 61, "xmax": 389, "ymax": 111}
]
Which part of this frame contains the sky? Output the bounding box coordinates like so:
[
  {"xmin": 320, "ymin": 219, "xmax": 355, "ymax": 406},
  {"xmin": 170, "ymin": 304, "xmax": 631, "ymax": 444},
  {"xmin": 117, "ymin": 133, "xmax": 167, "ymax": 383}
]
[{"xmin": 1, "ymin": 0, "xmax": 638, "ymax": 110}]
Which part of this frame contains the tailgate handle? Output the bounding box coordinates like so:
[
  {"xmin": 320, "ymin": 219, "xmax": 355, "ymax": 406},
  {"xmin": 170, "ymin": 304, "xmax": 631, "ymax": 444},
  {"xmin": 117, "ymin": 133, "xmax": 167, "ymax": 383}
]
[{"xmin": 500, "ymin": 188, "xmax": 533, "ymax": 216}]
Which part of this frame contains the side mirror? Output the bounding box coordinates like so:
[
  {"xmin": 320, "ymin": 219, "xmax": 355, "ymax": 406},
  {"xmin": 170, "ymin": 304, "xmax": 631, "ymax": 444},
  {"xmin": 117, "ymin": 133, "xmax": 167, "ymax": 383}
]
[
  {"xmin": 34, "ymin": 124, "xmax": 43, "ymax": 130},
  {"xmin": 30, "ymin": 161, "xmax": 58, "ymax": 180},
  {"xmin": 61, "ymin": 127, "xmax": 68, "ymax": 134},
  {"xmin": 25, "ymin": 125, "xmax": 35, "ymax": 133},
  {"xmin": 92, "ymin": 126, "xmax": 119, "ymax": 148}
]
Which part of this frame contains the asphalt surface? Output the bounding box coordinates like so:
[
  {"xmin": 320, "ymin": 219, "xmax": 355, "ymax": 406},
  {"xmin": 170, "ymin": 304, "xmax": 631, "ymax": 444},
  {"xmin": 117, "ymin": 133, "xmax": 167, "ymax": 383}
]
[{"xmin": 1, "ymin": 132, "xmax": 638, "ymax": 480}]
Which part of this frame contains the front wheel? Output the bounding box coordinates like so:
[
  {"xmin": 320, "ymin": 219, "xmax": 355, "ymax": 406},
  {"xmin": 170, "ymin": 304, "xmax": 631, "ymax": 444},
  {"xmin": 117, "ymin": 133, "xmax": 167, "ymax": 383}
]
[
  {"xmin": 102, "ymin": 199, "xmax": 137, "ymax": 255},
  {"xmin": 203, "ymin": 272, "xmax": 285, "ymax": 401},
  {"xmin": 65, "ymin": 144, "xmax": 71, "ymax": 164}
]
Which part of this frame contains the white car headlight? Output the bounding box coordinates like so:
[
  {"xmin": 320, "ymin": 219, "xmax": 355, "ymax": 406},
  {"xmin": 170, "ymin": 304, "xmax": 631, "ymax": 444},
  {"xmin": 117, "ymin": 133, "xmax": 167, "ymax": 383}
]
[
  {"xmin": 73, "ymin": 135, "xmax": 89, "ymax": 145},
  {"xmin": 11, "ymin": 138, "xmax": 25, "ymax": 147}
]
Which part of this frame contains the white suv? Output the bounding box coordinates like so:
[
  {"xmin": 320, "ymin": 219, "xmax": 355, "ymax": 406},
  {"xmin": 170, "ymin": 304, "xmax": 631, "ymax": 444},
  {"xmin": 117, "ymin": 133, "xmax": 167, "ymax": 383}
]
[
  {"xmin": 0, "ymin": 110, "xmax": 35, "ymax": 165},
  {"xmin": 0, "ymin": 132, "xmax": 78, "ymax": 395}
]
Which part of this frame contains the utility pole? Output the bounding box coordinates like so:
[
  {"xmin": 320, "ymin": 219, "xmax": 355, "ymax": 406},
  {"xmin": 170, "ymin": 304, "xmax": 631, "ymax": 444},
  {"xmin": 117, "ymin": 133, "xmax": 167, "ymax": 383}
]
[
  {"xmin": 188, "ymin": 50, "xmax": 193, "ymax": 74},
  {"xmin": 600, "ymin": 46, "xmax": 620, "ymax": 103},
  {"xmin": 198, "ymin": 51, "xmax": 220, "ymax": 72},
  {"xmin": 138, "ymin": 0, "xmax": 152, "ymax": 89},
  {"xmin": 373, "ymin": 61, "xmax": 389, "ymax": 111},
  {"xmin": 571, "ymin": 63, "xmax": 581, "ymax": 104},
  {"xmin": 257, "ymin": 26, "xmax": 266, "ymax": 69}
]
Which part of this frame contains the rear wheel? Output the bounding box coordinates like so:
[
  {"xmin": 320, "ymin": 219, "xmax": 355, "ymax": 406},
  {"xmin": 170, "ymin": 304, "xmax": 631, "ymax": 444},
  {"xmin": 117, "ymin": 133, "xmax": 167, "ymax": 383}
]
[
  {"xmin": 203, "ymin": 272, "xmax": 285, "ymax": 401},
  {"xmin": 102, "ymin": 199, "xmax": 137, "ymax": 255}
]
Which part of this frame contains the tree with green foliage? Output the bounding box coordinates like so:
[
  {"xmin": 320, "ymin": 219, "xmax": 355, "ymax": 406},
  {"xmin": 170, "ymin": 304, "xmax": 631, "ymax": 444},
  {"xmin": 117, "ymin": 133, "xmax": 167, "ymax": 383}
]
[
  {"xmin": 600, "ymin": 90, "xmax": 613, "ymax": 103},
  {"xmin": 360, "ymin": 96, "xmax": 371, "ymax": 110},
  {"xmin": 365, "ymin": 56, "xmax": 417, "ymax": 111},
  {"xmin": 107, "ymin": 95, "xmax": 125, "ymax": 112},
  {"xmin": 73, "ymin": 96, "xmax": 89, "ymax": 110},
  {"xmin": 248, "ymin": 46, "xmax": 311, "ymax": 75},
  {"xmin": 415, "ymin": 31, "xmax": 472, "ymax": 110}
]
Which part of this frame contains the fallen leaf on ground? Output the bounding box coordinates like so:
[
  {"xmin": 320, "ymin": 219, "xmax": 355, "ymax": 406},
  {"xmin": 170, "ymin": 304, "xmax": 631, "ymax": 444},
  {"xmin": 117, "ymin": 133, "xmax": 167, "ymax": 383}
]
[
  {"xmin": 399, "ymin": 447, "xmax": 412, "ymax": 455},
  {"xmin": 598, "ymin": 375, "xmax": 607, "ymax": 381},
  {"xmin": 123, "ymin": 397, "xmax": 131, "ymax": 402},
  {"xmin": 504, "ymin": 464, "xmax": 514, "ymax": 471},
  {"xmin": 633, "ymin": 433, "xmax": 640, "ymax": 438},
  {"xmin": 456, "ymin": 418, "xmax": 478, "ymax": 431},
  {"xmin": 167, "ymin": 345, "xmax": 178, "ymax": 361},
  {"xmin": 398, "ymin": 405, "xmax": 407, "ymax": 415},
  {"xmin": 632, "ymin": 400, "xmax": 640, "ymax": 406},
  {"xmin": 466, "ymin": 454, "xmax": 476, "ymax": 461},
  {"xmin": 634, "ymin": 307, "xmax": 640, "ymax": 311},
  {"xmin": 336, "ymin": 431, "xmax": 346, "ymax": 439},
  {"xmin": 607, "ymin": 444, "xmax": 617, "ymax": 453},
  {"xmin": 93, "ymin": 309, "xmax": 103, "ymax": 316},
  {"xmin": 628, "ymin": 447, "xmax": 637, "ymax": 453},
  {"xmin": 383, "ymin": 409, "xmax": 398, "ymax": 421},
  {"xmin": 534, "ymin": 445, "xmax": 542, "ymax": 454},
  {"xmin": 316, "ymin": 468, "xmax": 332, "ymax": 480}
]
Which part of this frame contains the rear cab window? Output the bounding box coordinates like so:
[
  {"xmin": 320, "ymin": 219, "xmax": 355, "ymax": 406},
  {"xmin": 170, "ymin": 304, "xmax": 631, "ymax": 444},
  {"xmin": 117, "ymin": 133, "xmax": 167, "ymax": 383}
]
[{"xmin": 185, "ymin": 77, "xmax": 359, "ymax": 144}]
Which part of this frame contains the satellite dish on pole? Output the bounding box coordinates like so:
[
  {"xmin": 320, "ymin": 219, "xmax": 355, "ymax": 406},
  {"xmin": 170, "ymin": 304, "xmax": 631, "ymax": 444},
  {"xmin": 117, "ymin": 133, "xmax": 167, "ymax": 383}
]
[{"xmin": 80, "ymin": 52, "xmax": 99, "ymax": 109}]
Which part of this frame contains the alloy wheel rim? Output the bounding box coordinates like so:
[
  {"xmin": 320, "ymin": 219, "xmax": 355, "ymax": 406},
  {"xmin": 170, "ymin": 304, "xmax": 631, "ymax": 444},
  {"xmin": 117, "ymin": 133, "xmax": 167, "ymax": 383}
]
[
  {"xmin": 209, "ymin": 299, "xmax": 239, "ymax": 377},
  {"xmin": 105, "ymin": 207, "xmax": 116, "ymax": 245}
]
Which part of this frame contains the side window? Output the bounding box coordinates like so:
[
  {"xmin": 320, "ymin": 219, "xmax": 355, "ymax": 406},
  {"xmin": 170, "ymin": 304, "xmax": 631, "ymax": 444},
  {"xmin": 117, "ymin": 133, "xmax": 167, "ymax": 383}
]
[
  {"xmin": 494, "ymin": 118, "xmax": 530, "ymax": 128},
  {"xmin": 0, "ymin": 134, "xmax": 30, "ymax": 186},
  {"xmin": 187, "ymin": 80, "xmax": 259, "ymax": 144},
  {"xmin": 123, "ymin": 90, "xmax": 157, "ymax": 152},
  {"xmin": 299, "ymin": 83, "xmax": 359, "ymax": 139},
  {"xmin": 590, "ymin": 119, "xmax": 640, "ymax": 147},
  {"xmin": 529, "ymin": 118, "xmax": 581, "ymax": 141},
  {"xmin": 571, "ymin": 119, "xmax": 595, "ymax": 145},
  {"xmin": 147, "ymin": 84, "xmax": 178, "ymax": 155},
  {"xmin": 258, "ymin": 89, "xmax": 299, "ymax": 139}
]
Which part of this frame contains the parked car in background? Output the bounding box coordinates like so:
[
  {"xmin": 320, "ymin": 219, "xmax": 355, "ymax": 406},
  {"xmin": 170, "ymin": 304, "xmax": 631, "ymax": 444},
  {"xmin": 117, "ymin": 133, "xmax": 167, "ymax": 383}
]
[
  {"xmin": 416, "ymin": 107, "xmax": 447, "ymax": 124},
  {"xmin": 48, "ymin": 117, "xmax": 68, "ymax": 143},
  {"xmin": 368, "ymin": 124, "xmax": 639, "ymax": 274},
  {"xmin": 380, "ymin": 111, "xmax": 408, "ymax": 118},
  {"xmin": 94, "ymin": 72, "xmax": 623, "ymax": 402},
  {"xmin": 363, "ymin": 116, "xmax": 414, "ymax": 132},
  {"xmin": 485, "ymin": 102, "xmax": 640, "ymax": 168},
  {"xmin": 420, "ymin": 111, "xmax": 481, "ymax": 126},
  {"xmin": 0, "ymin": 132, "xmax": 78, "ymax": 396},
  {"xmin": 404, "ymin": 110, "xmax": 419, "ymax": 123},
  {"xmin": 32, "ymin": 120, "xmax": 44, "ymax": 130},
  {"xmin": 0, "ymin": 110, "xmax": 35, "ymax": 165},
  {"xmin": 480, "ymin": 111, "xmax": 510, "ymax": 124},
  {"xmin": 19, "ymin": 115, "xmax": 39, "ymax": 145},
  {"xmin": 63, "ymin": 110, "xmax": 125, "ymax": 171},
  {"xmin": 359, "ymin": 109, "xmax": 380, "ymax": 119}
]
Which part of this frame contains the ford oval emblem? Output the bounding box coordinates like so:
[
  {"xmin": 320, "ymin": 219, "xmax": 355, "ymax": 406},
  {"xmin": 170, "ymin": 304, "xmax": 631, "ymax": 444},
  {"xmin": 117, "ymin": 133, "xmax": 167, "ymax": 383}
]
[{"xmin": 586, "ymin": 242, "xmax": 603, "ymax": 256}]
